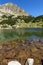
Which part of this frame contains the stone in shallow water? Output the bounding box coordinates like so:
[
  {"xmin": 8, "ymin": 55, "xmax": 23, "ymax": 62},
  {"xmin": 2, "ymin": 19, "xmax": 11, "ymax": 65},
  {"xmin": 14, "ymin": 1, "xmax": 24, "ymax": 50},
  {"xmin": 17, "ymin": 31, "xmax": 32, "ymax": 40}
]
[
  {"xmin": 25, "ymin": 58, "xmax": 34, "ymax": 65},
  {"xmin": 8, "ymin": 61, "xmax": 21, "ymax": 65}
]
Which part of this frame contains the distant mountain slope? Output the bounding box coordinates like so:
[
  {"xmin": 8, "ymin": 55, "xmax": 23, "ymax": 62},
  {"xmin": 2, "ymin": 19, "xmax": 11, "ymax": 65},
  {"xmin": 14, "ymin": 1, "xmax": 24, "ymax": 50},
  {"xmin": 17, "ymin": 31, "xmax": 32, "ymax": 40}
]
[
  {"xmin": 0, "ymin": 3, "xmax": 43, "ymax": 28},
  {"xmin": 33, "ymin": 15, "xmax": 43, "ymax": 22},
  {"xmin": 0, "ymin": 3, "xmax": 28, "ymax": 16}
]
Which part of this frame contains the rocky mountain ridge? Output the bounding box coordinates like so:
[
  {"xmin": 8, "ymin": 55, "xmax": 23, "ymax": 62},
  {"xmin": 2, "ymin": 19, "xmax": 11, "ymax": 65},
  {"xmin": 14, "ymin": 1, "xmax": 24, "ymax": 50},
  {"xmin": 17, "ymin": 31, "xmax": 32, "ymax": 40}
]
[{"xmin": 0, "ymin": 3, "xmax": 28, "ymax": 16}]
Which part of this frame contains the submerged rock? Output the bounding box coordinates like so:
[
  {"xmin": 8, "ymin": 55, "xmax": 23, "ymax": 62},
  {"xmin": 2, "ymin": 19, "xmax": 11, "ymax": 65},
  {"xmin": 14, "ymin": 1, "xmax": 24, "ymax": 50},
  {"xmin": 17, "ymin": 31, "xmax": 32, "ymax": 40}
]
[
  {"xmin": 8, "ymin": 61, "xmax": 21, "ymax": 65},
  {"xmin": 25, "ymin": 58, "xmax": 34, "ymax": 65},
  {"xmin": 0, "ymin": 40, "xmax": 43, "ymax": 65}
]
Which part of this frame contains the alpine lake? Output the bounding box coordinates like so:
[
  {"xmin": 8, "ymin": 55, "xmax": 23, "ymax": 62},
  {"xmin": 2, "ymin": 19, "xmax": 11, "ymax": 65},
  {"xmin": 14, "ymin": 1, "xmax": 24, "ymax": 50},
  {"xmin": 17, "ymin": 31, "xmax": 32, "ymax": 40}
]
[{"xmin": 0, "ymin": 28, "xmax": 43, "ymax": 42}]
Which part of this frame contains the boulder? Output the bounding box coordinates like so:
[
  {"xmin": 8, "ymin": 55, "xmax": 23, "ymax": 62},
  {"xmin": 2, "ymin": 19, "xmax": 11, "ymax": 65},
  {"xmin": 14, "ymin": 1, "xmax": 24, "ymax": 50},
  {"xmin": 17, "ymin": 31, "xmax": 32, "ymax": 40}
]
[
  {"xmin": 8, "ymin": 61, "xmax": 21, "ymax": 65},
  {"xmin": 25, "ymin": 58, "xmax": 34, "ymax": 65}
]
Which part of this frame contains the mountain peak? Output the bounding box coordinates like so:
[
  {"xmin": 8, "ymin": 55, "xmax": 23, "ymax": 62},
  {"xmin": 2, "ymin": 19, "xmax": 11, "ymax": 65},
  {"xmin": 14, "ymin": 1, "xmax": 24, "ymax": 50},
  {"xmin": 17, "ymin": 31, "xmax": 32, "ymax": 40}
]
[
  {"xmin": 4, "ymin": 2, "xmax": 13, "ymax": 5},
  {"xmin": 0, "ymin": 2, "xmax": 14, "ymax": 6},
  {"xmin": 0, "ymin": 2, "xmax": 29, "ymax": 16}
]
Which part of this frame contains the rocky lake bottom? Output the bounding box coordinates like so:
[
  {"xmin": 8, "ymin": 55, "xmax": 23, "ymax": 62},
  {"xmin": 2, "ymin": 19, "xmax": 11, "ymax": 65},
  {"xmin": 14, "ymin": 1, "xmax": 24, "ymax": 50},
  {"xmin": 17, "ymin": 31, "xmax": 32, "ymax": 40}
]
[{"xmin": 0, "ymin": 28, "xmax": 43, "ymax": 65}]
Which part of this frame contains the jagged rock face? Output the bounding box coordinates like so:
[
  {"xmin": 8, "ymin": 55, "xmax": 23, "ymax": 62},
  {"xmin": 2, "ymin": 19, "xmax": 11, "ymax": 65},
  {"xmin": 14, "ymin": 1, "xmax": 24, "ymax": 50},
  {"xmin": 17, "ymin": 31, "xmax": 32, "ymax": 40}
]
[{"xmin": 0, "ymin": 3, "xmax": 28, "ymax": 16}]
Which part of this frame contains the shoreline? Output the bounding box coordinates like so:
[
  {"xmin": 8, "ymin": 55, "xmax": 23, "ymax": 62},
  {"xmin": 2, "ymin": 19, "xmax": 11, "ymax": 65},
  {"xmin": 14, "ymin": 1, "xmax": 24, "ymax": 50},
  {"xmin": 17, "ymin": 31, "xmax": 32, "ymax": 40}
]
[{"xmin": 0, "ymin": 27, "xmax": 43, "ymax": 29}]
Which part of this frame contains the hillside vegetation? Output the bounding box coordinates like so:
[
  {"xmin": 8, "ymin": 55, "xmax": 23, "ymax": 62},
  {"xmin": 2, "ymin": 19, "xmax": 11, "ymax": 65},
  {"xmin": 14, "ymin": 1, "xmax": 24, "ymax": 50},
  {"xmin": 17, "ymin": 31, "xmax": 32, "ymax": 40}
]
[{"xmin": 0, "ymin": 15, "xmax": 43, "ymax": 28}]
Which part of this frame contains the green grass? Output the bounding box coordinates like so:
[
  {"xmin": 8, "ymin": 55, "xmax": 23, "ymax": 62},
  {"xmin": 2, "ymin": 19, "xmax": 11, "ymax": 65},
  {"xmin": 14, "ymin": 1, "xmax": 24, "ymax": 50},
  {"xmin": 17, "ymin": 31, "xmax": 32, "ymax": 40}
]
[{"xmin": 16, "ymin": 21, "xmax": 43, "ymax": 28}]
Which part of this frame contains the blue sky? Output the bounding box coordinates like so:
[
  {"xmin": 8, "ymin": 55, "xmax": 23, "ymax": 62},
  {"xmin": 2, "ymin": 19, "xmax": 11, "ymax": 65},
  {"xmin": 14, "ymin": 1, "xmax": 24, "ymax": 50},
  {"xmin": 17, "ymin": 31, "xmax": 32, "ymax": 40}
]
[{"xmin": 0, "ymin": 0, "xmax": 43, "ymax": 17}]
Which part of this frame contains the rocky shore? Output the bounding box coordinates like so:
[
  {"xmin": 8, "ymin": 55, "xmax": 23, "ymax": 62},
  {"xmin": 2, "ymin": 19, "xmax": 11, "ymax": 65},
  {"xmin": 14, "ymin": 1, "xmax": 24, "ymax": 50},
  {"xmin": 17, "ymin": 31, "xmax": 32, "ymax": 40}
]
[{"xmin": 0, "ymin": 39, "xmax": 43, "ymax": 65}]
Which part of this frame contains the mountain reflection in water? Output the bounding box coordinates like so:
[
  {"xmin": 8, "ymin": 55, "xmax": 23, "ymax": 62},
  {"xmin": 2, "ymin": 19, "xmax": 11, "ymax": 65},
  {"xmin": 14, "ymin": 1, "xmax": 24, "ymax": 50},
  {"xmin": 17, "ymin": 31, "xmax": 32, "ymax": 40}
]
[{"xmin": 0, "ymin": 28, "xmax": 43, "ymax": 42}]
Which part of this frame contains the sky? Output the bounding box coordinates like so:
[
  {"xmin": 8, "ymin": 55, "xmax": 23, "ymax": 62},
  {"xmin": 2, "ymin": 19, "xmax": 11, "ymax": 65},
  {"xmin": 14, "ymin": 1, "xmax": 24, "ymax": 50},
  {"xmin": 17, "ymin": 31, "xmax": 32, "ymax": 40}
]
[{"xmin": 0, "ymin": 0, "xmax": 43, "ymax": 17}]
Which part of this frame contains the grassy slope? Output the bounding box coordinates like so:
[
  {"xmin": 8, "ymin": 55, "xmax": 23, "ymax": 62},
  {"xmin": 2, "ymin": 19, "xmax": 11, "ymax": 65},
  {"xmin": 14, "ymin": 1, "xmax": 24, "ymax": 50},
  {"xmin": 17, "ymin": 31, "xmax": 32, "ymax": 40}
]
[
  {"xmin": 16, "ymin": 21, "xmax": 43, "ymax": 28},
  {"xmin": 0, "ymin": 15, "xmax": 43, "ymax": 28}
]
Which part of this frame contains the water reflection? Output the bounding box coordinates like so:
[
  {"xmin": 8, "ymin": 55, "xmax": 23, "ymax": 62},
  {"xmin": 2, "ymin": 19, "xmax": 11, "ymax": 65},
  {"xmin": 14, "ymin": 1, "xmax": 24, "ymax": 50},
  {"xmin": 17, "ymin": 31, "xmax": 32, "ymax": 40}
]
[
  {"xmin": 0, "ymin": 28, "xmax": 43, "ymax": 42},
  {"xmin": 28, "ymin": 35, "xmax": 43, "ymax": 41}
]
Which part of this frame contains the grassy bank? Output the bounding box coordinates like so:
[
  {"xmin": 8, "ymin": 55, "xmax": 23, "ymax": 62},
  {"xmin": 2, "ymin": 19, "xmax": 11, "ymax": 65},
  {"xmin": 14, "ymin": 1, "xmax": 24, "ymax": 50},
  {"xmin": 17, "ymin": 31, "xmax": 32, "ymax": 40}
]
[
  {"xmin": 16, "ymin": 21, "xmax": 43, "ymax": 28},
  {"xmin": 0, "ymin": 15, "xmax": 43, "ymax": 28}
]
